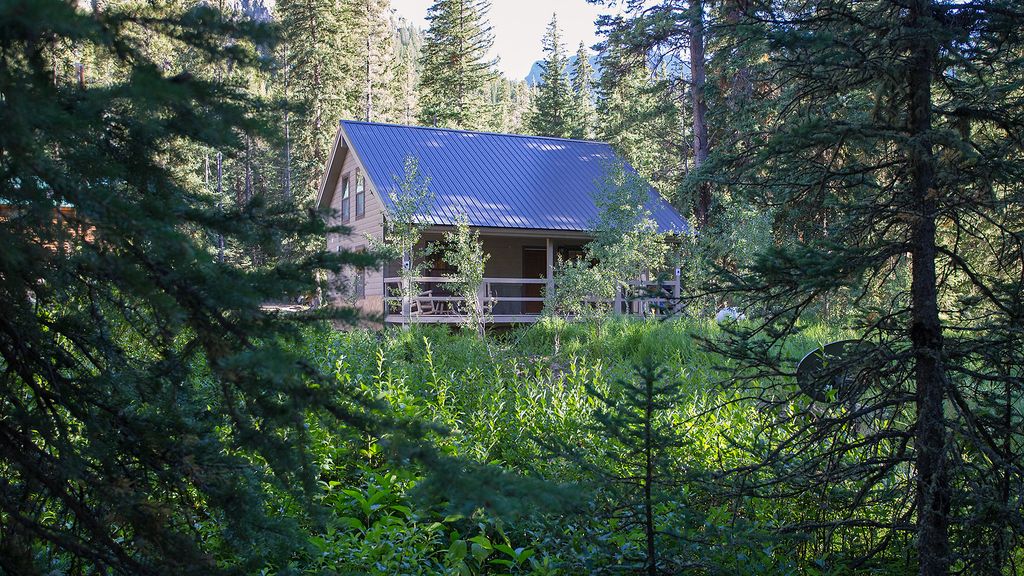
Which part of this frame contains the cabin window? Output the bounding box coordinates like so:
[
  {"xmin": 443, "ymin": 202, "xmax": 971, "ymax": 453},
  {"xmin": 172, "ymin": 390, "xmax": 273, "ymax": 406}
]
[
  {"xmin": 340, "ymin": 175, "xmax": 351, "ymax": 222},
  {"xmin": 355, "ymin": 173, "xmax": 365, "ymax": 218}
]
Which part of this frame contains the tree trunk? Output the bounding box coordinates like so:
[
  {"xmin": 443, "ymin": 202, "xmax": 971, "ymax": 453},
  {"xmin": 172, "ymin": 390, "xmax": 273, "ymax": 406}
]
[
  {"xmin": 644, "ymin": 376, "xmax": 657, "ymax": 576},
  {"xmin": 689, "ymin": 0, "xmax": 711, "ymax": 227},
  {"xmin": 906, "ymin": 2, "xmax": 949, "ymax": 574},
  {"xmin": 216, "ymin": 151, "xmax": 225, "ymax": 264},
  {"xmin": 283, "ymin": 44, "xmax": 292, "ymax": 201},
  {"xmin": 365, "ymin": 1, "xmax": 373, "ymax": 122},
  {"xmin": 243, "ymin": 133, "xmax": 253, "ymax": 207}
]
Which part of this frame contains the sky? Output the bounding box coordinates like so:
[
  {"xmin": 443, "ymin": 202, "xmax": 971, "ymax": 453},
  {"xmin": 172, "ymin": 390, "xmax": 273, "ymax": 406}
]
[{"xmin": 390, "ymin": 0, "xmax": 606, "ymax": 81}]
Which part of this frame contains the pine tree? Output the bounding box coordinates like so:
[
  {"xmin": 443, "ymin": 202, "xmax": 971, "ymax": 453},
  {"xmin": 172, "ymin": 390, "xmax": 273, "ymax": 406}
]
[
  {"xmin": 591, "ymin": 0, "xmax": 711, "ymax": 223},
  {"xmin": 580, "ymin": 362, "xmax": 694, "ymax": 574},
  {"xmin": 687, "ymin": 0, "xmax": 711, "ymax": 228},
  {"xmin": 0, "ymin": 1, "xmax": 379, "ymax": 572},
  {"xmin": 277, "ymin": 0, "xmax": 351, "ymax": 202},
  {"xmin": 481, "ymin": 76, "xmax": 532, "ymax": 133},
  {"xmin": 346, "ymin": 0, "xmax": 394, "ymax": 122},
  {"xmin": 705, "ymin": 1, "xmax": 1024, "ymax": 573},
  {"xmin": 569, "ymin": 41, "xmax": 597, "ymax": 140},
  {"xmin": 417, "ymin": 0, "xmax": 497, "ymax": 129},
  {"xmin": 596, "ymin": 45, "xmax": 685, "ymax": 205},
  {"xmin": 528, "ymin": 14, "xmax": 573, "ymax": 138},
  {"xmin": 390, "ymin": 16, "xmax": 423, "ymax": 125}
]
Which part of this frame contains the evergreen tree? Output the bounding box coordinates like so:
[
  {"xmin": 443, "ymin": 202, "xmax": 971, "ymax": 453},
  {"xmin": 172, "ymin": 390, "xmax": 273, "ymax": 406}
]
[
  {"xmin": 569, "ymin": 41, "xmax": 597, "ymax": 140},
  {"xmin": 483, "ymin": 76, "xmax": 533, "ymax": 133},
  {"xmin": 596, "ymin": 45, "xmax": 685, "ymax": 205},
  {"xmin": 686, "ymin": 0, "xmax": 710, "ymax": 227},
  {"xmin": 390, "ymin": 16, "xmax": 423, "ymax": 125},
  {"xmin": 347, "ymin": 0, "xmax": 394, "ymax": 122},
  {"xmin": 528, "ymin": 14, "xmax": 573, "ymax": 138},
  {"xmin": 0, "ymin": 1, "xmax": 378, "ymax": 572},
  {"xmin": 277, "ymin": 0, "xmax": 350, "ymax": 202},
  {"xmin": 417, "ymin": 0, "xmax": 497, "ymax": 129},
  {"xmin": 548, "ymin": 362, "xmax": 697, "ymax": 574},
  {"xmin": 705, "ymin": 1, "xmax": 1024, "ymax": 573},
  {"xmin": 591, "ymin": 0, "xmax": 710, "ymax": 221}
]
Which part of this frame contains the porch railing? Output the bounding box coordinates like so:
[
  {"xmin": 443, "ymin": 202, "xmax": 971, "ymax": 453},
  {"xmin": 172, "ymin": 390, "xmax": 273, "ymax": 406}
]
[{"xmin": 383, "ymin": 276, "xmax": 681, "ymax": 323}]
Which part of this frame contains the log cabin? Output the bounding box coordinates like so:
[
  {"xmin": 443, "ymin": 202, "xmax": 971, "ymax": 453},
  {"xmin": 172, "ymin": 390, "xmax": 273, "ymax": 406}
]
[{"xmin": 315, "ymin": 120, "xmax": 688, "ymax": 325}]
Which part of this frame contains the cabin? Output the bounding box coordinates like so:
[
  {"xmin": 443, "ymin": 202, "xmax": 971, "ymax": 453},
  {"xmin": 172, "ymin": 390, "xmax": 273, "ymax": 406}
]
[{"xmin": 315, "ymin": 120, "xmax": 688, "ymax": 325}]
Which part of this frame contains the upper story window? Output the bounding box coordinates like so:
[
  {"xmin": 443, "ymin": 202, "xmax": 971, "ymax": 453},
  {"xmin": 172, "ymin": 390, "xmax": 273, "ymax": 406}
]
[
  {"xmin": 340, "ymin": 175, "xmax": 351, "ymax": 222},
  {"xmin": 355, "ymin": 173, "xmax": 365, "ymax": 219}
]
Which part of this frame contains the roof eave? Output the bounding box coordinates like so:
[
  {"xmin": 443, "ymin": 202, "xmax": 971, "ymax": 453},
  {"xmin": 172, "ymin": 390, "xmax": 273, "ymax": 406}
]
[{"xmin": 314, "ymin": 123, "xmax": 348, "ymax": 212}]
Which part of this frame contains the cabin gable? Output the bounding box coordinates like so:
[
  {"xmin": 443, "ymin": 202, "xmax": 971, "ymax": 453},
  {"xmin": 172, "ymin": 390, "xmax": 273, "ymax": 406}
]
[{"xmin": 324, "ymin": 127, "xmax": 387, "ymax": 313}]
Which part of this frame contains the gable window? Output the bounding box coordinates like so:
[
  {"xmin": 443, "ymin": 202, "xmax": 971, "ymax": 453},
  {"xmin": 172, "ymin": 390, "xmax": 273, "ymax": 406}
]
[
  {"xmin": 355, "ymin": 172, "xmax": 365, "ymax": 218},
  {"xmin": 340, "ymin": 175, "xmax": 351, "ymax": 222}
]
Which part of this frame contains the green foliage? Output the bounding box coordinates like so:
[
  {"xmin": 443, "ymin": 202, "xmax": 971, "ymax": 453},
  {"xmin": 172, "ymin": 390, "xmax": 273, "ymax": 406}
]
[
  {"xmin": 345, "ymin": 0, "xmax": 396, "ymax": 122},
  {"xmin": 596, "ymin": 44, "xmax": 687, "ymax": 206},
  {"xmin": 583, "ymin": 363, "xmax": 695, "ymax": 575},
  {"xmin": 373, "ymin": 156, "xmax": 434, "ymax": 318},
  {"xmin": 442, "ymin": 216, "xmax": 491, "ymax": 336},
  {"xmin": 278, "ymin": 0, "xmax": 352, "ymax": 202},
  {"xmin": 569, "ymin": 42, "xmax": 598, "ymax": 140},
  {"xmin": 417, "ymin": 0, "xmax": 498, "ymax": 129},
  {"xmin": 0, "ymin": 1, "xmax": 380, "ymax": 573},
  {"xmin": 291, "ymin": 319, "xmax": 851, "ymax": 574},
  {"xmin": 549, "ymin": 162, "xmax": 670, "ymax": 318},
  {"xmin": 701, "ymin": 1, "xmax": 1024, "ymax": 571},
  {"xmin": 528, "ymin": 14, "xmax": 573, "ymax": 138}
]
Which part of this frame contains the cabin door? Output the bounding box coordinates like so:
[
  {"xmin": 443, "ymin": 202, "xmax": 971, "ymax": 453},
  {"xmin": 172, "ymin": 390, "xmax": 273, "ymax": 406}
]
[{"xmin": 522, "ymin": 247, "xmax": 546, "ymax": 314}]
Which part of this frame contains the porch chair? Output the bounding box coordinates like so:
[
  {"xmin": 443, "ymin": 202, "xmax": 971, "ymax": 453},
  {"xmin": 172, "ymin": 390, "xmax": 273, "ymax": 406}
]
[{"xmin": 409, "ymin": 290, "xmax": 435, "ymax": 316}]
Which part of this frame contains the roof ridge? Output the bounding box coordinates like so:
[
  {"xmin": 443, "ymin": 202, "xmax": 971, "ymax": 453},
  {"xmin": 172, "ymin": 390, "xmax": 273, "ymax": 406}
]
[{"xmin": 340, "ymin": 119, "xmax": 610, "ymax": 146}]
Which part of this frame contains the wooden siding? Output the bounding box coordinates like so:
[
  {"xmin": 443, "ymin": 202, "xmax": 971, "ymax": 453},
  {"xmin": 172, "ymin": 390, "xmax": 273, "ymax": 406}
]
[{"xmin": 326, "ymin": 144, "xmax": 387, "ymax": 316}]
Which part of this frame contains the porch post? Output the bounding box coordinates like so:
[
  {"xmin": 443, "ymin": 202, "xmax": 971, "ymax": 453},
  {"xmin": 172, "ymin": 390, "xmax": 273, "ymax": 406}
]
[
  {"xmin": 545, "ymin": 238, "xmax": 554, "ymax": 301},
  {"xmin": 673, "ymin": 266, "xmax": 681, "ymax": 313}
]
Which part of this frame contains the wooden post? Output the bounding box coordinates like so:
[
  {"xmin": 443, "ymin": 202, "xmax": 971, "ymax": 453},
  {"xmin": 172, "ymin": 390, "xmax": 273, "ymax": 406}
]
[
  {"xmin": 545, "ymin": 238, "xmax": 554, "ymax": 302},
  {"xmin": 673, "ymin": 267, "xmax": 681, "ymax": 313}
]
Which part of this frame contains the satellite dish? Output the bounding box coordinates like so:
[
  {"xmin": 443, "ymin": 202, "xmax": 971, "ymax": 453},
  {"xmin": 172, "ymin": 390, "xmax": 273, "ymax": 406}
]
[{"xmin": 796, "ymin": 340, "xmax": 882, "ymax": 403}]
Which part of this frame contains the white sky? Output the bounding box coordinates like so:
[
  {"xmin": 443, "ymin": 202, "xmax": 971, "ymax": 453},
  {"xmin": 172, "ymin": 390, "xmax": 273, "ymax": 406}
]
[{"xmin": 390, "ymin": 0, "xmax": 605, "ymax": 80}]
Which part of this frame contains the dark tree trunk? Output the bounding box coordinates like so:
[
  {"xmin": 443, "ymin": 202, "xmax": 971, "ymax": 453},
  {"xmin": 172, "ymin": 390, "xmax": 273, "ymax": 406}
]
[
  {"xmin": 906, "ymin": 2, "xmax": 950, "ymax": 574},
  {"xmin": 216, "ymin": 151, "xmax": 224, "ymax": 264},
  {"xmin": 689, "ymin": 0, "xmax": 711, "ymax": 227},
  {"xmin": 365, "ymin": 2, "xmax": 373, "ymax": 123},
  {"xmin": 644, "ymin": 376, "xmax": 657, "ymax": 576},
  {"xmin": 283, "ymin": 44, "xmax": 292, "ymax": 201}
]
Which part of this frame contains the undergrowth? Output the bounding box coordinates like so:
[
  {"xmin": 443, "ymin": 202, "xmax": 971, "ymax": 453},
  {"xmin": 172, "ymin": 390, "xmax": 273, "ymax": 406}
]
[{"xmin": 287, "ymin": 318, "xmax": 839, "ymax": 575}]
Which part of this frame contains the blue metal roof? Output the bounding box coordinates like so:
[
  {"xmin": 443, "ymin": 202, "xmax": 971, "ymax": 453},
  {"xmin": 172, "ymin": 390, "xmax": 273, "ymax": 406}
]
[{"xmin": 341, "ymin": 120, "xmax": 689, "ymax": 234}]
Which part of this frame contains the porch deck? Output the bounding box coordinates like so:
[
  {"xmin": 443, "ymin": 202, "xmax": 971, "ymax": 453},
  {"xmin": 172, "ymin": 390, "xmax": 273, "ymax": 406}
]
[{"xmin": 383, "ymin": 276, "xmax": 680, "ymax": 325}]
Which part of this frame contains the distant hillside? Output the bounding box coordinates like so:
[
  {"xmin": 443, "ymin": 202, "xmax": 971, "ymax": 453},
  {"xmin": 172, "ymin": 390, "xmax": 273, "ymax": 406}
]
[{"xmin": 525, "ymin": 54, "xmax": 602, "ymax": 87}]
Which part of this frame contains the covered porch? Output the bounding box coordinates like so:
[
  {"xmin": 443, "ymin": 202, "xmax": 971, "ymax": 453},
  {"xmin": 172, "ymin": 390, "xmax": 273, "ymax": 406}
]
[{"xmin": 382, "ymin": 229, "xmax": 680, "ymax": 325}]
